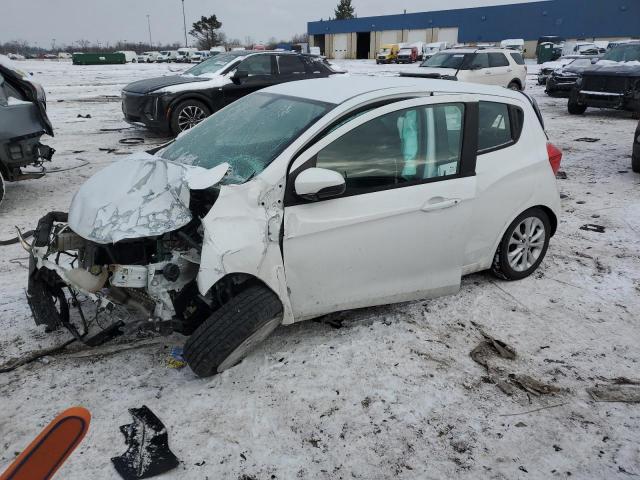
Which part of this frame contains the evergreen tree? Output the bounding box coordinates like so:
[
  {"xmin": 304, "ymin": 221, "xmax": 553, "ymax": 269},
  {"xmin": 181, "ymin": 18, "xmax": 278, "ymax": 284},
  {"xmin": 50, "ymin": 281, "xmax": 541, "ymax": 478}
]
[
  {"xmin": 189, "ymin": 15, "xmax": 223, "ymax": 50},
  {"xmin": 334, "ymin": 0, "xmax": 355, "ymax": 20}
]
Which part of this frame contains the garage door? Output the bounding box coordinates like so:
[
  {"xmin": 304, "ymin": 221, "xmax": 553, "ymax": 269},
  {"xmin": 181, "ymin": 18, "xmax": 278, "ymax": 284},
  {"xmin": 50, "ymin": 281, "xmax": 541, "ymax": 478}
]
[
  {"xmin": 333, "ymin": 33, "xmax": 348, "ymax": 59},
  {"xmin": 438, "ymin": 27, "xmax": 459, "ymax": 45},
  {"xmin": 407, "ymin": 29, "xmax": 429, "ymax": 43},
  {"xmin": 380, "ymin": 30, "xmax": 399, "ymax": 45}
]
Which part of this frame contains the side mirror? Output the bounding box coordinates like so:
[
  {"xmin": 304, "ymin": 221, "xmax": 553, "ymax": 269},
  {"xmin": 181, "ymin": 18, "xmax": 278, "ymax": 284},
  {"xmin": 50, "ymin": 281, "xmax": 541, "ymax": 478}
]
[
  {"xmin": 294, "ymin": 167, "xmax": 346, "ymax": 201},
  {"xmin": 231, "ymin": 70, "xmax": 248, "ymax": 84}
]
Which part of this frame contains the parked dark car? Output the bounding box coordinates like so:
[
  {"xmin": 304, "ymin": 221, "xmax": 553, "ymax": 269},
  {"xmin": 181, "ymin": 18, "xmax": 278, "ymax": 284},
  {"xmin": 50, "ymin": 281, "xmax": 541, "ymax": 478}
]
[
  {"xmin": 546, "ymin": 57, "xmax": 597, "ymax": 97},
  {"xmin": 633, "ymin": 119, "xmax": 640, "ymax": 173},
  {"xmin": 568, "ymin": 41, "xmax": 640, "ymax": 115},
  {"xmin": 0, "ymin": 56, "xmax": 54, "ymax": 205},
  {"xmin": 122, "ymin": 51, "xmax": 338, "ymax": 135},
  {"xmin": 537, "ymin": 55, "xmax": 597, "ymax": 85}
]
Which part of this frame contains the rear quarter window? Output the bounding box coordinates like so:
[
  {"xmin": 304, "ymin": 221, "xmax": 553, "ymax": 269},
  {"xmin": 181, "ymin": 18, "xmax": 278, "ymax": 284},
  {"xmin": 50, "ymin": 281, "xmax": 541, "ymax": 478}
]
[
  {"xmin": 510, "ymin": 52, "xmax": 525, "ymax": 65},
  {"xmin": 478, "ymin": 101, "xmax": 524, "ymax": 153},
  {"xmin": 489, "ymin": 53, "xmax": 510, "ymax": 67}
]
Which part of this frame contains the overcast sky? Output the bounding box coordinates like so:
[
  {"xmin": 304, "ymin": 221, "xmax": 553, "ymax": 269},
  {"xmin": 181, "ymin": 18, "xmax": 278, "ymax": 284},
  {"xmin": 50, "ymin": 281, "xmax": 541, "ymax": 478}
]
[{"xmin": 4, "ymin": 0, "xmax": 537, "ymax": 48}]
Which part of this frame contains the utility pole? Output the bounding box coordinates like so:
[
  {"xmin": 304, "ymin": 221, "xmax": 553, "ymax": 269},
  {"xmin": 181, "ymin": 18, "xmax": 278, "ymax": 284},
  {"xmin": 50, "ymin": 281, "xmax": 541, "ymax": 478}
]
[
  {"xmin": 146, "ymin": 14, "xmax": 152, "ymax": 46},
  {"xmin": 181, "ymin": 0, "xmax": 188, "ymax": 47}
]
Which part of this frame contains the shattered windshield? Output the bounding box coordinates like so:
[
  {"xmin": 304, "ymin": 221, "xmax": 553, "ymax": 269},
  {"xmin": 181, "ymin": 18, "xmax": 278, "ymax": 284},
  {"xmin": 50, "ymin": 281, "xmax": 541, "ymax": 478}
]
[
  {"xmin": 159, "ymin": 93, "xmax": 332, "ymax": 184},
  {"xmin": 602, "ymin": 44, "xmax": 640, "ymax": 62},
  {"xmin": 184, "ymin": 52, "xmax": 248, "ymax": 76},
  {"xmin": 421, "ymin": 52, "xmax": 468, "ymax": 69}
]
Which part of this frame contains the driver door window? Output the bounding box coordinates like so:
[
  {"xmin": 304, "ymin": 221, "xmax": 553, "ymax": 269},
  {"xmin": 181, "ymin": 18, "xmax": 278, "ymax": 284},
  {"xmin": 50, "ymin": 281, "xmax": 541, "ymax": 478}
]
[
  {"xmin": 238, "ymin": 55, "xmax": 273, "ymax": 76},
  {"xmin": 315, "ymin": 103, "xmax": 464, "ymax": 196}
]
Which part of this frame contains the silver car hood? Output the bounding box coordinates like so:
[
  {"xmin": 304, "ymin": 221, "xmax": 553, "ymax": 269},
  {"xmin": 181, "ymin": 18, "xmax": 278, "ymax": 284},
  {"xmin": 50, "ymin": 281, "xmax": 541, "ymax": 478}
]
[{"xmin": 68, "ymin": 152, "xmax": 229, "ymax": 244}]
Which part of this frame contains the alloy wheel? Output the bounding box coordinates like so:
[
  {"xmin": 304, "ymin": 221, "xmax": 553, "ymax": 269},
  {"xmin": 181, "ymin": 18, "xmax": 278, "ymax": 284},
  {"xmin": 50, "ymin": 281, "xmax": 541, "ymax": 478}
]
[
  {"xmin": 507, "ymin": 217, "xmax": 546, "ymax": 272},
  {"xmin": 177, "ymin": 105, "xmax": 207, "ymax": 132}
]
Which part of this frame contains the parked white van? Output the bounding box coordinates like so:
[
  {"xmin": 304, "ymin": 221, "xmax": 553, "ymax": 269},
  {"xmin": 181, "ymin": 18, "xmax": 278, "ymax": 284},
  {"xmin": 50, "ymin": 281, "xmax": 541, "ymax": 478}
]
[
  {"xmin": 176, "ymin": 48, "xmax": 198, "ymax": 63},
  {"xmin": 501, "ymin": 39, "xmax": 525, "ymax": 52},
  {"xmin": 423, "ymin": 42, "xmax": 450, "ymax": 60},
  {"xmin": 156, "ymin": 51, "xmax": 178, "ymax": 63},
  {"xmin": 116, "ymin": 51, "xmax": 139, "ymax": 63}
]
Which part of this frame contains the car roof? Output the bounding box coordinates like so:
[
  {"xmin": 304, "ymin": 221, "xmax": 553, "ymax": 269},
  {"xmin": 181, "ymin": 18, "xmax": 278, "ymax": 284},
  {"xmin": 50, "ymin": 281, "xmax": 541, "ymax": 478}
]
[
  {"xmin": 264, "ymin": 75, "xmax": 524, "ymax": 105},
  {"xmin": 440, "ymin": 48, "xmax": 514, "ymax": 54}
]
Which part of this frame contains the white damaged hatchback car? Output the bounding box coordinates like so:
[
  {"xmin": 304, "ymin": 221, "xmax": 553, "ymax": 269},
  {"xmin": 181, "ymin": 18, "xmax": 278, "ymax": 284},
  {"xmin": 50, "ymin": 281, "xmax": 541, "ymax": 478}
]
[{"xmin": 26, "ymin": 77, "xmax": 562, "ymax": 376}]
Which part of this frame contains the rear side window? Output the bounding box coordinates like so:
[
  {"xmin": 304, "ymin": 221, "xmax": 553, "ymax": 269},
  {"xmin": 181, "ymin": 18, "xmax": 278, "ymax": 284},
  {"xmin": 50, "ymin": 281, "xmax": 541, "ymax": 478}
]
[
  {"xmin": 489, "ymin": 53, "xmax": 510, "ymax": 67},
  {"xmin": 510, "ymin": 52, "xmax": 525, "ymax": 65},
  {"xmin": 468, "ymin": 53, "xmax": 489, "ymax": 69},
  {"xmin": 478, "ymin": 101, "xmax": 525, "ymax": 153},
  {"xmin": 278, "ymin": 55, "xmax": 306, "ymax": 75}
]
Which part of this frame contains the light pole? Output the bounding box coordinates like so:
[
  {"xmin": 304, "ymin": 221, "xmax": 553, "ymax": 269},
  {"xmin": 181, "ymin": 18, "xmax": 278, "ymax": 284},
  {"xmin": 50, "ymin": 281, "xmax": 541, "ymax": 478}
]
[
  {"xmin": 181, "ymin": 0, "xmax": 188, "ymax": 47},
  {"xmin": 146, "ymin": 14, "xmax": 152, "ymax": 46}
]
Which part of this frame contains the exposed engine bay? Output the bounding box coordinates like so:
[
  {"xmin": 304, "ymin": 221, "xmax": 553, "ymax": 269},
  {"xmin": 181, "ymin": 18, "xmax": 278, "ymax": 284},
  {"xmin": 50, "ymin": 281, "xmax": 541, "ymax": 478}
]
[{"xmin": 23, "ymin": 154, "xmax": 260, "ymax": 346}]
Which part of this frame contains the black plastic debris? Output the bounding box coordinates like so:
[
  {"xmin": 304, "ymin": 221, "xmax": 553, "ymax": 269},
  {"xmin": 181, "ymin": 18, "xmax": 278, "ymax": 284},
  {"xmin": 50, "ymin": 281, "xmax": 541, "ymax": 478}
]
[
  {"xmin": 575, "ymin": 137, "xmax": 600, "ymax": 143},
  {"xmin": 77, "ymin": 114, "xmax": 92, "ymax": 119},
  {"xmin": 119, "ymin": 137, "xmax": 145, "ymax": 145},
  {"xmin": 580, "ymin": 224, "xmax": 606, "ymax": 233},
  {"xmin": 112, "ymin": 405, "xmax": 179, "ymax": 480}
]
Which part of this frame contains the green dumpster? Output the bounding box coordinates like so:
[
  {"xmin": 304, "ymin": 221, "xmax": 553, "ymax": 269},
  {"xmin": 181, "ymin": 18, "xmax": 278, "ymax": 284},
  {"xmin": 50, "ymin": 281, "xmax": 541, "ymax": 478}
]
[
  {"xmin": 72, "ymin": 53, "xmax": 126, "ymax": 65},
  {"xmin": 536, "ymin": 42, "xmax": 556, "ymax": 64}
]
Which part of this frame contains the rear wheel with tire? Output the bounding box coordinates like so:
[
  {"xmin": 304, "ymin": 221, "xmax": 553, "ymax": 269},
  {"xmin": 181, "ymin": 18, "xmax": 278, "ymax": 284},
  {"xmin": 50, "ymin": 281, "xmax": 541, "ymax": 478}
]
[
  {"xmin": 633, "ymin": 153, "xmax": 640, "ymax": 173},
  {"xmin": 170, "ymin": 99, "xmax": 211, "ymax": 135},
  {"xmin": 183, "ymin": 285, "xmax": 283, "ymax": 377},
  {"xmin": 507, "ymin": 81, "xmax": 521, "ymax": 91},
  {"xmin": 491, "ymin": 208, "xmax": 551, "ymax": 281}
]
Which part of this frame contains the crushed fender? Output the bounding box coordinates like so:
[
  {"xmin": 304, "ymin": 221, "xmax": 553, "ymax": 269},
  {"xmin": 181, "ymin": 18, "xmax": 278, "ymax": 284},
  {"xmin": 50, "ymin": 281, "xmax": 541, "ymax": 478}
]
[{"xmin": 111, "ymin": 406, "xmax": 179, "ymax": 480}]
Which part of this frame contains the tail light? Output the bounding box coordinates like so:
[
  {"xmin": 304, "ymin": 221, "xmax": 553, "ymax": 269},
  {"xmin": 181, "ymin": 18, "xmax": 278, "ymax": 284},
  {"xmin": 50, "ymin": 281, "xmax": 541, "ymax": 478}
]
[{"xmin": 547, "ymin": 142, "xmax": 563, "ymax": 174}]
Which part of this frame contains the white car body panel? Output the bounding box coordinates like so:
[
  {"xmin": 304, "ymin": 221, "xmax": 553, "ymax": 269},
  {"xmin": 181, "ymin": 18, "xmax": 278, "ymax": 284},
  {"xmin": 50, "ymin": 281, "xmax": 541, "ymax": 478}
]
[
  {"xmin": 420, "ymin": 49, "xmax": 526, "ymax": 89},
  {"xmin": 462, "ymin": 95, "xmax": 560, "ymax": 273},
  {"xmin": 34, "ymin": 76, "xmax": 560, "ymax": 329}
]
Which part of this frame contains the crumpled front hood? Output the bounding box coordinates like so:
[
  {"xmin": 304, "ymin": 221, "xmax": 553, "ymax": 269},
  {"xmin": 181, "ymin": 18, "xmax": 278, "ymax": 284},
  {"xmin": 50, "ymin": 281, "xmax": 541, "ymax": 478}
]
[{"xmin": 68, "ymin": 152, "xmax": 229, "ymax": 244}]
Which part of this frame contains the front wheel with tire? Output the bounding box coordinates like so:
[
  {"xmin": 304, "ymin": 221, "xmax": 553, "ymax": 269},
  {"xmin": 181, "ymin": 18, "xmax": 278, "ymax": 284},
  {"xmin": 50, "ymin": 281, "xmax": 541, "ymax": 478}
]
[
  {"xmin": 568, "ymin": 91, "xmax": 587, "ymax": 115},
  {"xmin": 183, "ymin": 285, "xmax": 283, "ymax": 377},
  {"xmin": 491, "ymin": 208, "xmax": 551, "ymax": 281},
  {"xmin": 170, "ymin": 99, "xmax": 211, "ymax": 135}
]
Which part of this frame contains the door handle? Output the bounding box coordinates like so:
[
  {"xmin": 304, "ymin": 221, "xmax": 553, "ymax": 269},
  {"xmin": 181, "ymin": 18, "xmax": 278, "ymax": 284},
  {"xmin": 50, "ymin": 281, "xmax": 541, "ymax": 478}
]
[{"xmin": 421, "ymin": 198, "xmax": 460, "ymax": 212}]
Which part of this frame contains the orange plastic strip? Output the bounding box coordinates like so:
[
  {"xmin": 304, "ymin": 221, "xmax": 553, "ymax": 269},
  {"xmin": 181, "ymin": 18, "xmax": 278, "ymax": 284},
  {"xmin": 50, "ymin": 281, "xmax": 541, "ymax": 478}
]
[{"xmin": 1, "ymin": 407, "xmax": 91, "ymax": 480}]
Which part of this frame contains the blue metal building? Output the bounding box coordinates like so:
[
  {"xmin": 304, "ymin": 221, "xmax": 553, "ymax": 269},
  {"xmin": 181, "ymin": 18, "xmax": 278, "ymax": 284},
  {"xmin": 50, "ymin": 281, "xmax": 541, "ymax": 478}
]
[{"xmin": 307, "ymin": 0, "xmax": 640, "ymax": 59}]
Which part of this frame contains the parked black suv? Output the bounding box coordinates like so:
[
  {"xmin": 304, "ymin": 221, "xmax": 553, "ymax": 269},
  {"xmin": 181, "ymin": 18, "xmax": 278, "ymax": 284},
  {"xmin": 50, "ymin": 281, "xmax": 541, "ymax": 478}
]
[
  {"xmin": 545, "ymin": 57, "xmax": 597, "ymax": 96},
  {"xmin": 122, "ymin": 51, "xmax": 338, "ymax": 135},
  {"xmin": 568, "ymin": 41, "xmax": 640, "ymax": 115}
]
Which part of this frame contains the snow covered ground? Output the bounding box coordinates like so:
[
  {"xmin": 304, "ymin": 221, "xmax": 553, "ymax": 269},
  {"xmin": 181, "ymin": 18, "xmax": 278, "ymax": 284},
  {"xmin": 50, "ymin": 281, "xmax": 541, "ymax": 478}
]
[{"xmin": 1, "ymin": 59, "xmax": 639, "ymax": 479}]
